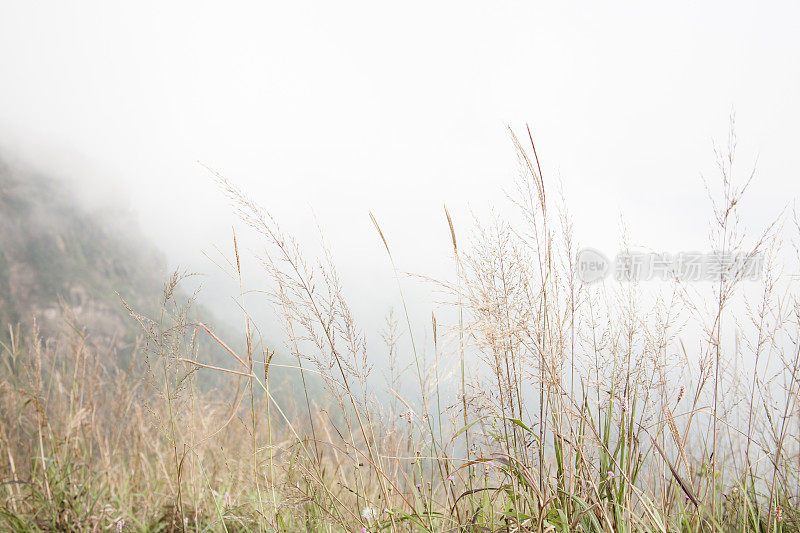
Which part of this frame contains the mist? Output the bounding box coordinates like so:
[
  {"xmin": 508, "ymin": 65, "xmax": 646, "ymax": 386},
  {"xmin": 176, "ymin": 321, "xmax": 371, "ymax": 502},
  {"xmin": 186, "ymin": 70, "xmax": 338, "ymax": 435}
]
[
  {"xmin": 2, "ymin": 2, "xmax": 798, "ymax": 359},
  {"xmin": 0, "ymin": 0, "xmax": 800, "ymax": 533}
]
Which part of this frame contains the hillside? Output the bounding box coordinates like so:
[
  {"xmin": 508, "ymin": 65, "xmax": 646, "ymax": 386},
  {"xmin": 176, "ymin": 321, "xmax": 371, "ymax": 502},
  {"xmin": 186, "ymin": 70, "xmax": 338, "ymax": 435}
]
[
  {"xmin": 0, "ymin": 156, "xmax": 319, "ymax": 396},
  {"xmin": 0, "ymin": 159, "xmax": 171, "ymax": 350}
]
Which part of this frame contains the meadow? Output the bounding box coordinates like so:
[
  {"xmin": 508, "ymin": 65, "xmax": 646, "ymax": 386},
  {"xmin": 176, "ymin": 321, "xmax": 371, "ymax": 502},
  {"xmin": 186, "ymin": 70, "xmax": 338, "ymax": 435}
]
[{"xmin": 2, "ymin": 127, "xmax": 799, "ymax": 532}]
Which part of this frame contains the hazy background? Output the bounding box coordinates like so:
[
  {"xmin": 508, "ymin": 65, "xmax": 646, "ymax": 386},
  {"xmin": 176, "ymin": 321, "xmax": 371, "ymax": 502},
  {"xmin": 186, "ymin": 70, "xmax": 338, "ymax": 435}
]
[{"xmin": 1, "ymin": 1, "xmax": 798, "ymax": 352}]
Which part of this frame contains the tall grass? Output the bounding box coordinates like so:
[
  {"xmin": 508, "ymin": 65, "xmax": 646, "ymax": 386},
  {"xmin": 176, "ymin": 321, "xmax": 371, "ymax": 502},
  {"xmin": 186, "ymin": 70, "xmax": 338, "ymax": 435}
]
[{"xmin": 2, "ymin": 124, "xmax": 800, "ymax": 531}]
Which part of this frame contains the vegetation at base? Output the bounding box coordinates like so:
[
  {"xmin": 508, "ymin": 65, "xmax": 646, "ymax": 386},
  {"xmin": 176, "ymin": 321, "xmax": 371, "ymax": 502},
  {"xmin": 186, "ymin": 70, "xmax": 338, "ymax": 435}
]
[{"xmin": 2, "ymin": 126, "xmax": 800, "ymax": 531}]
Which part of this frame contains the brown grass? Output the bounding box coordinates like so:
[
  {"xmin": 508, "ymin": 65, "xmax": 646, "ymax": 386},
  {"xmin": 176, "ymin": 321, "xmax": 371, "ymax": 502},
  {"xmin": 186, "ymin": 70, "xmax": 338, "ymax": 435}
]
[{"xmin": 2, "ymin": 123, "xmax": 800, "ymax": 531}]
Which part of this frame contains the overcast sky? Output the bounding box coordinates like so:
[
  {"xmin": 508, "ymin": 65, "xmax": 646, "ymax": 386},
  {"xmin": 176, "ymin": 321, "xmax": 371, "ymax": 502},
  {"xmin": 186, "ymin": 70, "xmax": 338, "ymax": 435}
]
[{"xmin": 1, "ymin": 2, "xmax": 799, "ymax": 349}]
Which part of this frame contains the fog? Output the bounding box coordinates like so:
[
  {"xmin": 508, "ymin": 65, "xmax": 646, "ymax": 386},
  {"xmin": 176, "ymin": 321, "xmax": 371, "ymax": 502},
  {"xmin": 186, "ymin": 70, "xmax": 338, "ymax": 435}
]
[{"xmin": 1, "ymin": 1, "xmax": 799, "ymax": 367}]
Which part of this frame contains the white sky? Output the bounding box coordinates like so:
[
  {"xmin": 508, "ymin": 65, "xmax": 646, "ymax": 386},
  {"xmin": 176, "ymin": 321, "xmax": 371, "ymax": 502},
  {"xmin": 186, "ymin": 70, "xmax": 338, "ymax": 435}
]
[{"xmin": 1, "ymin": 2, "xmax": 799, "ymax": 349}]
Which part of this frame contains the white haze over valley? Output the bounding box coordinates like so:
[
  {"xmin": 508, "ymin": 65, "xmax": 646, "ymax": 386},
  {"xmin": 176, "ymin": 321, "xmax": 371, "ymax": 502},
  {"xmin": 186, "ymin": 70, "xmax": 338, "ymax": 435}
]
[{"xmin": 1, "ymin": 1, "xmax": 799, "ymax": 393}]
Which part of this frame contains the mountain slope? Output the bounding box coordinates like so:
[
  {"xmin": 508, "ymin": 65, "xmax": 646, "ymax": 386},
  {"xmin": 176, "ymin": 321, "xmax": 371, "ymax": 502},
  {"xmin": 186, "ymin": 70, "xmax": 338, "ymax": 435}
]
[{"xmin": 0, "ymin": 159, "xmax": 173, "ymax": 351}]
